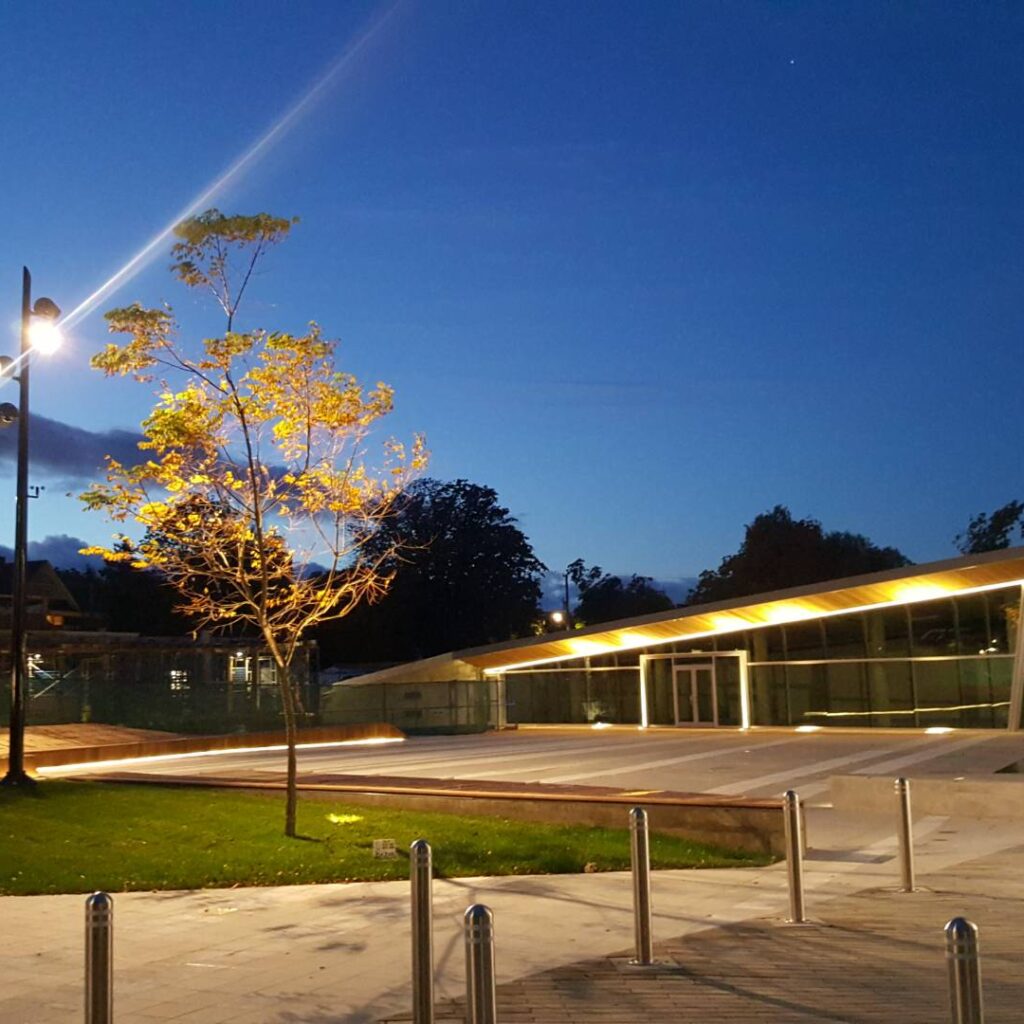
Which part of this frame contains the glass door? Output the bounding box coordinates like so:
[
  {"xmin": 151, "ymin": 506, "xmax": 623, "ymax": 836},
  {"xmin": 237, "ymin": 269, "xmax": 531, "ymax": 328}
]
[{"xmin": 672, "ymin": 663, "xmax": 718, "ymax": 725}]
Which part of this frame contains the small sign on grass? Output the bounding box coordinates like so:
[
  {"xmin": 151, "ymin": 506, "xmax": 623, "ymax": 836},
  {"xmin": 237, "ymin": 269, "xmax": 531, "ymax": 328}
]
[{"xmin": 373, "ymin": 838, "xmax": 398, "ymax": 860}]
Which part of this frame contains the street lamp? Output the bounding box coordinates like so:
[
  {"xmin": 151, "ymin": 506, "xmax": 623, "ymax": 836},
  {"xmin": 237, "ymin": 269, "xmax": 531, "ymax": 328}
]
[{"xmin": 1, "ymin": 267, "xmax": 61, "ymax": 787}]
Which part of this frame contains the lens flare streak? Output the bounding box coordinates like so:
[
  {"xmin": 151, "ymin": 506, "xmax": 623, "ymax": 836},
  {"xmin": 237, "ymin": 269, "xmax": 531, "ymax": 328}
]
[{"xmin": 58, "ymin": 2, "xmax": 402, "ymax": 333}]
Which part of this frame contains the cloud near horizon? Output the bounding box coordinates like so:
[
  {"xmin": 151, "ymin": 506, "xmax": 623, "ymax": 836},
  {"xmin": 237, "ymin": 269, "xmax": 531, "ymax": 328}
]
[
  {"xmin": 0, "ymin": 414, "xmax": 143, "ymax": 488},
  {"xmin": 0, "ymin": 533, "xmax": 104, "ymax": 570}
]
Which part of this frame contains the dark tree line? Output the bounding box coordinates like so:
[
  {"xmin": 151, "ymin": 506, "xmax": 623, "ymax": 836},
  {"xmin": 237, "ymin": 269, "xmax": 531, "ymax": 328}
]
[
  {"xmin": 687, "ymin": 505, "xmax": 910, "ymax": 605},
  {"xmin": 57, "ymin": 561, "xmax": 193, "ymax": 636},
  {"xmin": 566, "ymin": 559, "xmax": 673, "ymax": 625},
  {"xmin": 50, "ymin": 484, "xmax": 1019, "ymax": 664},
  {"xmin": 955, "ymin": 500, "xmax": 1024, "ymax": 554},
  {"xmin": 314, "ymin": 479, "xmax": 546, "ymax": 665}
]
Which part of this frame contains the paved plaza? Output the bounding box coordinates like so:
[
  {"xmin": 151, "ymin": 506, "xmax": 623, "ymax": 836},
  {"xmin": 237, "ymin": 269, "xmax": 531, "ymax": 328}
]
[
  {"xmin": 44, "ymin": 725, "xmax": 1024, "ymax": 801},
  {"xmin": 4, "ymin": 726, "xmax": 1022, "ymax": 1021}
]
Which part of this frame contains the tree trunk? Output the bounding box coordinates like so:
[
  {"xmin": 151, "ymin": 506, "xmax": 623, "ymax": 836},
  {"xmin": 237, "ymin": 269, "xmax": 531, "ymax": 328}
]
[{"xmin": 277, "ymin": 661, "xmax": 298, "ymax": 838}]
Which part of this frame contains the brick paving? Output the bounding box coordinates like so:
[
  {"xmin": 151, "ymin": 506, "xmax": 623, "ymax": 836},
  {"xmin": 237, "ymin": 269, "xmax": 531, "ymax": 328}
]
[{"xmin": 383, "ymin": 846, "xmax": 1024, "ymax": 1023}]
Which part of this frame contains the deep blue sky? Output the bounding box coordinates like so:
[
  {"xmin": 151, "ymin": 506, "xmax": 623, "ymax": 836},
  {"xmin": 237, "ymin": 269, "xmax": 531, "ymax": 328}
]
[{"xmin": 0, "ymin": 1, "xmax": 1021, "ymax": 592}]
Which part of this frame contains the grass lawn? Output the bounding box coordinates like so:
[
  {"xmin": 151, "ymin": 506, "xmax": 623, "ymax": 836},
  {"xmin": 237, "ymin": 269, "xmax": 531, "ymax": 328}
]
[{"xmin": 0, "ymin": 781, "xmax": 770, "ymax": 895}]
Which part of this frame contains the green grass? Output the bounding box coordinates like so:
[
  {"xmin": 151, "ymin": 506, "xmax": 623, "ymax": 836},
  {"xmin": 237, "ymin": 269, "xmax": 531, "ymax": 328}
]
[{"xmin": 0, "ymin": 781, "xmax": 770, "ymax": 895}]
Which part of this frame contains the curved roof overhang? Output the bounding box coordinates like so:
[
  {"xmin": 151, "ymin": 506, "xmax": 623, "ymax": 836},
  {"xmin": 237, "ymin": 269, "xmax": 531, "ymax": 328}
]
[{"xmin": 459, "ymin": 547, "xmax": 1024, "ymax": 674}]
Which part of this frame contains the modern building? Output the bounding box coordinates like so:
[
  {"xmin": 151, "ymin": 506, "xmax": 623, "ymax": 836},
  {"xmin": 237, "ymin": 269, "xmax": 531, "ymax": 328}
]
[{"xmin": 324, "ymin": 546, "xmax": 1024, "ymax": 733}]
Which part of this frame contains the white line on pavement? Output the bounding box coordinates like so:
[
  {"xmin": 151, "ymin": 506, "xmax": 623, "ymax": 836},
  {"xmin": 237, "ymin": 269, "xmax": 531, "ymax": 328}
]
[
  {"xmin": 541, "ymin": 736, "xmax": 802, "ymax": 784},
  {"xmin": 849, "ymin": 734, "xmax": 994, "ymax": 775},
  {"xmin": 705, "ymin": 739, "xmax": 942, "ymax": 796}
]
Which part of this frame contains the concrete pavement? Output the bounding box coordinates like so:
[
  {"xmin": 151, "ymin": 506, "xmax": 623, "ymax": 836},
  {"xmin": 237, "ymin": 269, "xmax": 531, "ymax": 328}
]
[
  {"xmin": 42, "ymin": 726, "xmax": 1024, "ymax": 801},
  {"xmin": 2, "ymin": 805, "xmax": 1023, "ymax": 1022}
]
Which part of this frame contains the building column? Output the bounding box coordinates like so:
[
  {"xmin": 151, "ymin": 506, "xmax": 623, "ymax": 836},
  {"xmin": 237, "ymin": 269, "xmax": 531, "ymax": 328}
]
[
  {"xmin": 1007, "ymin": 587, "xmax": 1024, "ymax": 732},
  {"xmin": 738, "ymin": 650, "xmax": 752, "ymax": 730}
]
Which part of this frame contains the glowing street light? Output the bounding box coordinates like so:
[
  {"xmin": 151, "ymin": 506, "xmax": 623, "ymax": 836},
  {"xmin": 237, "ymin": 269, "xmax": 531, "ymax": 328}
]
[{"xmin": 1, "ymin": 268, "xmax": 61, "ymax": 787}]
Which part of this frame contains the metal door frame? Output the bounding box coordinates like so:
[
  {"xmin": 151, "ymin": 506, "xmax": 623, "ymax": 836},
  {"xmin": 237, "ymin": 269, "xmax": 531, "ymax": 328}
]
[
  {"xmin": 672, "ymin": 662, "xmax": 717, "ymax": 726},
  {"xmin": 638, "ymin": 650, "xmax": 750, "ymax": 729}
]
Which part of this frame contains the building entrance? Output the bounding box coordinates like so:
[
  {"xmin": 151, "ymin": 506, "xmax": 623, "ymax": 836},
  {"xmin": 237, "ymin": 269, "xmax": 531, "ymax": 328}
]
[{"xmin": 673, "ymin": 663, "xmax": 717, "ymax": 725}]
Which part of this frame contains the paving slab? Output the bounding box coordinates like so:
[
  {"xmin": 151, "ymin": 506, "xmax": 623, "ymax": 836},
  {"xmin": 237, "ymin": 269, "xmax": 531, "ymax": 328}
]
[{"xmin": 385, "ymin": 847, "xmax": 1024, "ymax": 1023}]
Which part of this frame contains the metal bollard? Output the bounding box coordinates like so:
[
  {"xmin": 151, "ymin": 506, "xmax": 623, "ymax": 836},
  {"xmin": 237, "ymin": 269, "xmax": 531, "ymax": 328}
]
[
  {"xmin": 629, "ymin": 806, "xmax": 654, "ymax": 964},
  {"xmin": 464, "ymin": 904, "xmax": 497, "ymax": 1024},
  {"xmin": 895, "ymin": 777, "xmax": 915, "ymax": 892},
  {"xmin": 783, "ymin": 790, "xmax": 806, "ymax": 924},
  {"xmin": 410, "ymin": 839, "xmax": 434, "ymax": 1024},
  {"xmin": 945, "ymin": 917, "xmax": 984, "ymax": 1024},
  {"xmin": 84, "ymin": 891, "xmax": 113, "ymax": 1024}
]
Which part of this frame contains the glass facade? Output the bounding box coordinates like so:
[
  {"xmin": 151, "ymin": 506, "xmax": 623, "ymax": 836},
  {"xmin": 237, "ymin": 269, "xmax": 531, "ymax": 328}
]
[{"xmin": 502, "ymin": 584, "xmax": 1022, "ymax": 730}]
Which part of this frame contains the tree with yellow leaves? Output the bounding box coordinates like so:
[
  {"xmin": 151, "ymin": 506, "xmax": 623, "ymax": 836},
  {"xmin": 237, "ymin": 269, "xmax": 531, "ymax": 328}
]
[{"xmin": 82, "ymin": 210, "xmax": 426, "ymax": 836}]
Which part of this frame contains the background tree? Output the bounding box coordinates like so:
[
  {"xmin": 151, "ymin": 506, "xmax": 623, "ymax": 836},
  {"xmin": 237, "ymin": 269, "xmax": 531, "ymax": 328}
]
[
  {"xmin": 688, "ymin": 505, "xmax": 910, "ymax": 605},
  {"xmin": 955, "ymin": 501, "xmax": 1024, "ymax": 554},
  {"xmin": 316, "ymin": 478, "xmax": 545, "ymax": 664},
  {"xmin": 59, "ymin": 559, "xmax": 192, "ymax": 636},
  {"xmin": 82, "ymin": 210, "xmax": 425, "ymax": 836},
  {"xmin": 565, "ymin": 559, "xmax": 673, "ymax": 626}
]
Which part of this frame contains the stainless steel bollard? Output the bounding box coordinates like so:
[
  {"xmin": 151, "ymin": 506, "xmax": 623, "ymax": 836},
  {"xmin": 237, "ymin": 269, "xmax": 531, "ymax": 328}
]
[
  {"xmin": 629, "ymin": 806, "xmax": 654, "ymax": 964},
  {"xmin": 783, "ymin": 790, "xmax": 806, "ymax": 924},
  {"xmin": 410, "ymin": 839, "xmax": 434, "ymax": 1024},
  {"xmin": 85, "ymin": 891, "xmax": 113, "ymax": 1024},
  {"xmin": 945, "ymin": 917, "xmax": 984, "ymax": 1024},
  {"xmin": 464, "ymin": 904, "xmax": 497, "ymax": 1024},
  {"xmin": 895, "ymin": 777, "xmax": 915, "ymax": 892}
]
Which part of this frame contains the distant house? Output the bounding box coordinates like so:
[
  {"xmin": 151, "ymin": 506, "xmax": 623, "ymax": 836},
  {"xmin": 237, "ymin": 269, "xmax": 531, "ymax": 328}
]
[
  {"xmin": 0, "ymin": 558, "xmax": 317, "ymax": 734},
  {"xmin": 0, "ymin": 558, "xmax": 85, "ymax": 630}
]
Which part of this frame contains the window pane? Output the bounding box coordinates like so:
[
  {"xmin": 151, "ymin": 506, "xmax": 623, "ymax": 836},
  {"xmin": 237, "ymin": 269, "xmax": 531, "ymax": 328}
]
[
  {"xmin": 590, "ymin": 670, "xmax": 640, "ymax": 724},
  {"xmin": 991, "ymin": 588, "xmax": 1020, "ymax": 655},
  {"xmin": 824, "ymin": 662, "xmax": 869, "ymax": 721},
  {"xmin": 750, "ymin": 665, "xmax": 789, "ymax": 725},
  {"xmin": 825, "ymin": 613, "xmax": 867, "ymax": 659},
  {"xmin": 715, "ymin": 658, "xmax": 741, "ymax": 726},
  {"xmin": 786, "ymin": 664, "xmax": 826, "ymax": 726},
  {"xmin": 990, "ymin": 657, "xmax": 1013, "ymax": 729},
  {"xmin": 913, "ymin": 660, "xmax": 961, "ymax": 726},
  {"xmin": 865, "ymin": 660, "xmax": 914, "ymax": 726},
  {"xmin": 750, "ymin": 626, "xmax": 786, "ymax": 662},
  {"xmin": 958, "ymin": 658, "xmax": 997, "ymax": 728},
  {"xmin": 784, "ymin": 621, "xmax": 825, "ymax": 660},
  {"xmin": 910, "ymin": 599, "xmax": 957, "ymax": 657},
  {"xmin": 955, "ymin": 594, "xmax": 991, "ymax": 656},
  {"xmin": 646, "ymin": 659, "xmax": 674, "ymax": 726},
  {"xmin": 865, "ymin": 607, "xmax": 910, "ymax": 657}
]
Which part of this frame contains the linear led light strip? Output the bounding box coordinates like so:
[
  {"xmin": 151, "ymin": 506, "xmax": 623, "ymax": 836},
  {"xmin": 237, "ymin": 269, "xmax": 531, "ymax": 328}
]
[
  {"xmin": 804, "ymin": 700, "xmax": 1011, "ymax": 719},
  {"xmin": 35, "ymin": 735, "xmax": 404, "ymax": 776},
  {"xmin": 482, "ymin": 578, "xmax": 1024, "ymax": 675}
]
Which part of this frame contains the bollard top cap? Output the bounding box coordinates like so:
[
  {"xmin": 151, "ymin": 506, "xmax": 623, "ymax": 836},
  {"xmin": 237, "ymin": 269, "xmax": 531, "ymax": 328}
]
[
  {"xmin": 464, "ymin": 903, "xmax": 493, "ymax": 925},
  {"xmin": 85, "ymin": 891, "xmax": 113, "ymax": 911},
  {"xmin": 410, "ymin": 838, "xmax": 431, "ymax": 854},
  {"xmin": 945, "ymin": 916, "xmax": 978, "ymax": 940}
]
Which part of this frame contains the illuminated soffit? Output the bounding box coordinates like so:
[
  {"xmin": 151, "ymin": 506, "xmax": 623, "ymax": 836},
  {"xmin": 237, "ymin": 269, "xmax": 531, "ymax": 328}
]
[{"xmin": 462, "ymin": 550, "xmax": 1024, "ymax": 674}]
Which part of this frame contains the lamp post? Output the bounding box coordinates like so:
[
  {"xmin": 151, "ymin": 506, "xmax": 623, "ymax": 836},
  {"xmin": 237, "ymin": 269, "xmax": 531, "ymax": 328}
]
[{"xmin": 1, "ymin": 267, "xmax": 61, "ymax": 787}]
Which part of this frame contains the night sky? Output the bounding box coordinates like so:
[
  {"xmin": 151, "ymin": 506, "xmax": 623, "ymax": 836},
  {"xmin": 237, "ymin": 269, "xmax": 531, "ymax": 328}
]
[{"xmin": 0, "ymin": 2, "xmax": 1021, "ymax": 597}]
